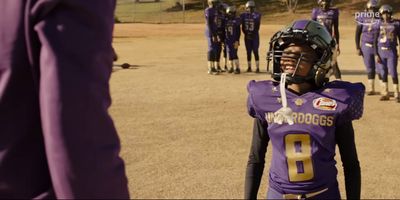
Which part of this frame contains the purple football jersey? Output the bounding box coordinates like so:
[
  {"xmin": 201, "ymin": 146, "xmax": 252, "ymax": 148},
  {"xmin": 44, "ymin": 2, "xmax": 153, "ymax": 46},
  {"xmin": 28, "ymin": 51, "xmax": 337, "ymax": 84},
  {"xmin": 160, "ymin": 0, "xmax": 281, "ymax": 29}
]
[
  {"xmin": 376, "ymin": 19, "xmax": 400, "ymax": 48},
  {"xmin": 224, "ymin": 17, "xmax": 241, "ymax": 44},
  {"xmin": 216, "ymin": 12, "xmax": 226, "ymax": 37},
  {"xmin": 240, "ymin": 12, "xmax": 261, "ymax": 35},
  {"xmin": 311, "ymin": 8, "xmax": 339, "ymax": 35},
  {"xmin": 205, "ymin": 7, "xmax": 218, "ymax": 37},
  {"xmin": 357, "ymin": 12, "xmax": 380, "ymax": 44},
  {"xmin": 247, "ymin": 80, "xmax": 364, "ymax": 194}
]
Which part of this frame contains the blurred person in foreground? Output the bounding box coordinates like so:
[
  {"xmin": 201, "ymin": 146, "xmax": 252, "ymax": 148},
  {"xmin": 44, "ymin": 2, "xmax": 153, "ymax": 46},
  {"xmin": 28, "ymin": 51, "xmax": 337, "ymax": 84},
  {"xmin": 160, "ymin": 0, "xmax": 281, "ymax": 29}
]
[{"xmin": 0, "ymin": 0, "xmax": 129, "ymax": 198}]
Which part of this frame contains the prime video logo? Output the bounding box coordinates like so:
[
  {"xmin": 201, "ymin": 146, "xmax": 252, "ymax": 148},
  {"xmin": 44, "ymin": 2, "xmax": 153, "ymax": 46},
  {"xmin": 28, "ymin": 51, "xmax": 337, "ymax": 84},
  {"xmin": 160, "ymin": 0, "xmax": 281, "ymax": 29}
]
[{"xmin": 354, "ymin": 11, "xmax": 380, "ymax": 25}]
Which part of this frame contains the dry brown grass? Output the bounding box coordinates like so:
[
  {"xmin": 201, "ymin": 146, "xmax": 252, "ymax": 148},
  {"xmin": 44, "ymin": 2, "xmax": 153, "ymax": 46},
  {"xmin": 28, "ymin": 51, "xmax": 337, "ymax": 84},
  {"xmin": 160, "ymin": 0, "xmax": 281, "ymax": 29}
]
[{"xmin": 111, "ymin": 23, "xmax": 400, "ymax": 198}]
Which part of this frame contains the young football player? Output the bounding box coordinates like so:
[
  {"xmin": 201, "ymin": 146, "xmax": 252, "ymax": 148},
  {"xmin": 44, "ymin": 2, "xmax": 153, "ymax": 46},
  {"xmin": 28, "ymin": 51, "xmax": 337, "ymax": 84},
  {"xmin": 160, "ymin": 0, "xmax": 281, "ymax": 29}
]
[
  {"xmin": 205, "ymin": 0, "xmax": 220, "ymax": 75},
  {"xmin": 312, "ymin": 0, "xmax": 342, "ymax": 80},
  {"xmin": 375, "ymin": 5, "xmax": 400, "ymax": 102},
  {"xmin": 355, "ymin": 0, "xmax": 381, "ymax": 95},
  {"xmin": 224, "ymin": 6, "xmax": 241, "ymax": 74},
  {"xmin": 240, "ymin": 1, "xmax": 261, "ymax": 73},
  {"xmin": 244, "ymin": 20, "xmax": 363, "ymax": 199},
  {"xmin": 216, "ymin": 3, "xmax": 228, "ymax": 72}
]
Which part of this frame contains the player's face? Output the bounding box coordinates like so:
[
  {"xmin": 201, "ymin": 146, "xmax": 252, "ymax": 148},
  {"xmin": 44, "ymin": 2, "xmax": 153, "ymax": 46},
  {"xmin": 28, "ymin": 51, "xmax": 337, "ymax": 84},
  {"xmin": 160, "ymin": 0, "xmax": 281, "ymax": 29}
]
[
  {"xmin": 209, "ymin": 1, "xmax": 218, "ymax": 8},
  {"xmin": 367, "ymin": 6, "xmax": 377, "ymax": 12},
  {"xmin": 320, "ymin": 1, "xmax": 330, "ymax": 10},
  {"xmin": 382, "ymin": 12, "xmax": 391, "ymax": 21},
  {"xmin": 246, "ymin": 6, "xmax": 255, "ymax": 13},
  {"xmin": 280, "ymin": 44, "xmax": 317, "ymax": 77}
]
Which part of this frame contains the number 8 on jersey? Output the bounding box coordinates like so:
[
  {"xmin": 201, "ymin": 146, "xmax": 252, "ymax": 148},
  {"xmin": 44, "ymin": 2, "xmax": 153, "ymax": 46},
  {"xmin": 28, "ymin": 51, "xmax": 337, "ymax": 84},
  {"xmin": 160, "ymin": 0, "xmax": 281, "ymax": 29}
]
[{"xmin": 285, "ymin": 133, "xmax": 314, "ymax": 182}]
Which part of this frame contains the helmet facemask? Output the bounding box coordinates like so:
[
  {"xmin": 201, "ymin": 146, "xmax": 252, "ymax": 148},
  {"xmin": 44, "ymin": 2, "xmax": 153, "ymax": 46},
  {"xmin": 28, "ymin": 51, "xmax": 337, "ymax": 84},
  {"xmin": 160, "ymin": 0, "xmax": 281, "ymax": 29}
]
[
  {"xmin": 379, "ymin": 4, "xmax": 393, "ymax": 21},
  {"xmin": 366, "ymin": 1, "xmax": 378, "ymax": 13},
  {"xmin": 319, "ymin": 0, "xmax": 331, "ymax": 11},
  {"xmin": 208, "ymin": 0, "xmax": 219, "ymax": 8},
  {"xmin": 245, "ymin": 1, "xmax": 255, "ymax": 13},
  {"xmin": 226, "ymin": 6, "xmax": 237, "ymax": 18},
  {"xmin": 267, "ymin": 20, "xmax": 334, "ymax": 88}
]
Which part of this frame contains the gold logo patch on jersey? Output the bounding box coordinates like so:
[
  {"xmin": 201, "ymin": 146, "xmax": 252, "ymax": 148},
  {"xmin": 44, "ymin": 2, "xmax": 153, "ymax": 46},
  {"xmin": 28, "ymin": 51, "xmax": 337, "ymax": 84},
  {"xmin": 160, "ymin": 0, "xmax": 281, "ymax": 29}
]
[{"xmin": 294, "ymin": 98, "xmax": 304, "ymax": 106}]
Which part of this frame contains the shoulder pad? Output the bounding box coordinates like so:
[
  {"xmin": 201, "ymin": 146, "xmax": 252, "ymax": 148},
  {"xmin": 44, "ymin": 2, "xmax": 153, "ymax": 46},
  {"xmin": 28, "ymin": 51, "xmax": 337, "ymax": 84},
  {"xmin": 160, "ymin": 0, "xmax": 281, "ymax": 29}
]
[
  {"xmin": 247, "ymin": 80, "xmax": 281, "ymax": 121},
  {"xmin": 323, "ymin": 81, "xmax": 365, "ymax": 121}
]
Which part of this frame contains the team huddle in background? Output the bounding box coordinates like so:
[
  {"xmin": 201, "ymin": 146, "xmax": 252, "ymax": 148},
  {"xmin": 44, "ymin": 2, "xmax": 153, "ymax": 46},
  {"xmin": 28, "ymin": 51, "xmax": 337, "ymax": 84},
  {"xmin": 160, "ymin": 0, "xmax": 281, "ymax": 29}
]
[
  {"xmin": 205, "ymin": 0, "xmax": 261, "ymax": 75},
  {"xmin": 204, "ymin": 0, "xmax": 400, "ymax": 102}
]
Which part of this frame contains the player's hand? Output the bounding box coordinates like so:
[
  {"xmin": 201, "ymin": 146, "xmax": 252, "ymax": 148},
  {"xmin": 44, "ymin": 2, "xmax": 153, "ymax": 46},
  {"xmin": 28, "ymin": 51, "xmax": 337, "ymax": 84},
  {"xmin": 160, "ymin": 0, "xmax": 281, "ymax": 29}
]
[
  {"xmin": 357, "ymin": 48, "xmax": 362, "ymax": 56},
  {"xmin": 234, "ymin": 41, "xmax": 239, "ymax": 49},
  {"xmin": 336, "ymin": 45, "xmax": 341, "ymax": 56},
  {"xmin": 376, "ymin": 55, "xmax": 382, "ymax": 64},
  {"xmin": 246, "ymin": 33, "xmax": 253, "ymax": 40},
  {"xmin": 212, "ymin": 35, "xmax": 218, "ymax": 43}
]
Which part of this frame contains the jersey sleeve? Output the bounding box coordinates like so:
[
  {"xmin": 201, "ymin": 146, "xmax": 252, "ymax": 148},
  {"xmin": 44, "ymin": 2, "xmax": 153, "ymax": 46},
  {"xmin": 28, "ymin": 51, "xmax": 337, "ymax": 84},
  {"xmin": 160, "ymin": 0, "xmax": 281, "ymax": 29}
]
[
  {"xmin": 255, "ymin": 13, "xmax": 261, "ymax": 32},
  {"xmin": 335, "ymin": 8, "xmax": 339, "ymax": 19},
  {"xmin": 396, "ymin": 21, "xmax": 400, "ymax": 42},
  {"xmin": 337, "ymin": 83, "xmax": 365, "ymax": 126},
  {"xmin": 311, "ymin": 8, "xmax": 318, "ymax": 21},
  {"xmin": 247, "ymin": 80, "xmax": 261, "ymax": 119}
]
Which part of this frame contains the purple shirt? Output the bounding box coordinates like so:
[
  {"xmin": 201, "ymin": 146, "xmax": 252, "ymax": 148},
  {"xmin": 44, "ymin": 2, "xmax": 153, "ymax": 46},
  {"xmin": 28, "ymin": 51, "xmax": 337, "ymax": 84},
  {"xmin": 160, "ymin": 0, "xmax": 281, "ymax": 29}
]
[
  {"xmin": 0, "ymin": 0, "xmax": 129, "ymax": 198},
  {"xmin": 205, "ymin": 7, "xmax": 218, "ymax": 37},
  {"xmin": 240, "ymin": 12, "xmax": 261, "ymax": 36},
  {"xmin": 357, "ymin": 12, "xmax": 380, "ymax": 44},
  {"xmin": 216, "ymin": 12, "xmax": 226, "ymax": 37},
  {"xmin": 247, "ymin": 80, "xmax": 364, "ymax": 193},
  {"xmin": 311, "ymin": 8, "xmax": 339, "ymax": 35},
  {"xmin": 224, "ymin": 17, "xmax": 241, "ymax": 44},
  {"xmin": 376, "ymin": 19, "xmax": 400, "ymax": 48}
]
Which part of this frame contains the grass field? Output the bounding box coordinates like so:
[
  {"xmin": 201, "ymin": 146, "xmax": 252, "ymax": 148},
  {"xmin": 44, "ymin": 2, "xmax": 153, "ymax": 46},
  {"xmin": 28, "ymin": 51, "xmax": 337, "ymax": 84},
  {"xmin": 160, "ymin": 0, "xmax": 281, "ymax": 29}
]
[
  {"xmin": 111, "ymin": 23, "xmax": 400, "ymax": 198},
  {"xmin": 116, "ymin": 0, "xmax": 192, "ymax": 23}
]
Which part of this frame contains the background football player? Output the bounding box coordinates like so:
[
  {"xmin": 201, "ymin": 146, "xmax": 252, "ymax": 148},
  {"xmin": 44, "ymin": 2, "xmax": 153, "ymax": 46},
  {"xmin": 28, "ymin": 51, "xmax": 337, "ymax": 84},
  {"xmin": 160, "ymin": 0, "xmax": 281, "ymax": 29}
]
[
  {"xmin": 374, "ymin": 5, "xmax": 400, "ymax": 102},
  {"xmin": 240, "ymin": 1, "xmax": 261, "ymax": 73},
  {"xmin": 244, "ymin": 20, "xmax": 363, "ymax": 199},
  {"xmin": 312, "ymin": 0, "xmax": 342, "ymax": 80},
  {"xmin": 204, "ymin": 0, "xmax": 220, "ymax": 75},
  {"xmin": 224, "ymin": 6, "xmax": 241, "ymax": 74},
  {"xmin": 216, "ymin": 2, "xmax": 228, "ymax": 72},
  {"xmin": 355, "ymin": 0, "xmax": 381, "ymax": 95}
]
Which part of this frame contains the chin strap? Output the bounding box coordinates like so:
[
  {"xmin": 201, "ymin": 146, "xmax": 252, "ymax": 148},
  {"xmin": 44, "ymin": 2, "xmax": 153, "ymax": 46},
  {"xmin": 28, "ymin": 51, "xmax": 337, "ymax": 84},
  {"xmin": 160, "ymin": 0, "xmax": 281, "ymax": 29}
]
[{"xmin": 274, "ymin": 73, "xmax": 294, "ymax": 125}]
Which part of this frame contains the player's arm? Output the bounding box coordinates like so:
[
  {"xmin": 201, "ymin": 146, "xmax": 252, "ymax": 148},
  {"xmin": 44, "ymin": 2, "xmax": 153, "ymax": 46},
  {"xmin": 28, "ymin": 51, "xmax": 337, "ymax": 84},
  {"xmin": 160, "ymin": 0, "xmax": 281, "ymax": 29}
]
[
  {"xmin": 333, "ymin": 10, "xmax": 340, "ymax": 50},
  {"xmin": 335, "ymin": 121, "xmax": 361, "ymax": 200},
  {"xmin": 397, "ymin": 23, "xmax": 400, "ymax": 57},
  {"xmin": 374, "ymin": 26, "xmax": 382, "ymax": 63},
  {"xmin": 32, "ymin": 0, "xmax": 129, "ymax": 197},
  {"xmin": 255, "ymin": 14, "xmax": 261, "ymax": 32},
  {"xmin": 236, "ymin": 20, "xmax": 241, "ymax": 45},
  {"xmin": 206, "ymin": 10, "xmax": 217, "ymax": 39},
  {"xmin": 355, "ymin": 24, "xmax": 363, "ymax": 56},
  {"xmin": 244, "ymin": 118, "xmax": 269, "ymax": 199},
  {"xmin": 241, "ymin": 14, "xmax": 246, "ymax": 34},
  {"xmin": 311, "ymin": 8, "xmax": 317, "ymax": 21}
]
